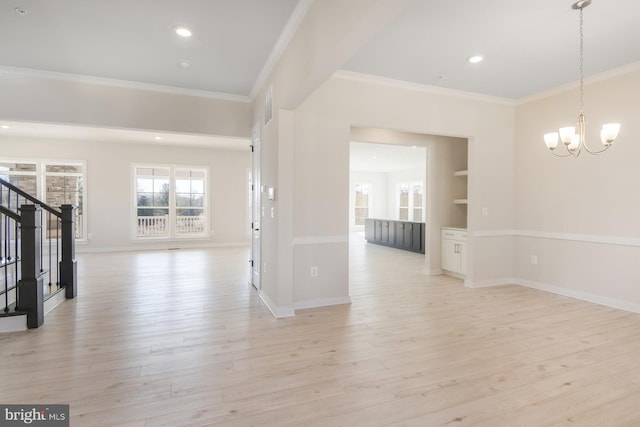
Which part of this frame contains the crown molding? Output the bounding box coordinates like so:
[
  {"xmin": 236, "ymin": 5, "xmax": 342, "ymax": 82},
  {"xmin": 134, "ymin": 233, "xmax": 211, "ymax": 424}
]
[
  {"xmin": 333, "ymin": 70, "xmax": 517, "ymax": 106},
  {"xmin": 249, "ymin": 0, "xmax": 315, "ymax": 100},
  {"xmin": 517, "ymin": 60, "xmax": 640, "ymax": 105},
  {"xmin": 0, "ymin": 66, "xmax": 251, "ymax": 103}
]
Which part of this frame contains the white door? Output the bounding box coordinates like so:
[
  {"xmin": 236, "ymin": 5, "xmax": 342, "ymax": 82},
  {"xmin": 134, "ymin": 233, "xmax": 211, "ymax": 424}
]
[{"xmin": 250, "ymin": 131, "xmax": 261, "ymax": 289}]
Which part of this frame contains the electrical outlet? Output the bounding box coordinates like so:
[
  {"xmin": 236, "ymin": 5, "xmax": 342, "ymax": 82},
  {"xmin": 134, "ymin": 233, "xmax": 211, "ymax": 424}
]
[
  {"xmin": 263, "ymin": 262, "xmax": 267, "ymax": 273},
  {"xmin": 531, "ymin": 255, "xmax": 538, "ymax": 265},
  {"xmin": 482, "ymin": 207, "xmax": 489, "ymax": 216},
  {"xmin": 310, "ymin": 266, "xmax": 318, "ymax": 277}
]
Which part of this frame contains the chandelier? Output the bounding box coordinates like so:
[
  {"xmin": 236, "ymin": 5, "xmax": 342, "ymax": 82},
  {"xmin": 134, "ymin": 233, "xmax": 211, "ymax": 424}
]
[{"xmin": 543, "ymin": 0, "xmax": 620, "ymax": 157}]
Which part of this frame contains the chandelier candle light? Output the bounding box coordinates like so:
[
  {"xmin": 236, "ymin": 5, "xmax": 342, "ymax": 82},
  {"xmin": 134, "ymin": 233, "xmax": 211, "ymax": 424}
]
[{"xmin": 543, "ymin": 0, "xmax": 620, "ymax": 157}]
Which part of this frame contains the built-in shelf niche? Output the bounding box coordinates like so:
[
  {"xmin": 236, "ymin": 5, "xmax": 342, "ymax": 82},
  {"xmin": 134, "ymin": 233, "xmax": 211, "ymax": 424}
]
[{"xmin": 453, "ymin": 169, "xmax": 468, "ymax": 207}]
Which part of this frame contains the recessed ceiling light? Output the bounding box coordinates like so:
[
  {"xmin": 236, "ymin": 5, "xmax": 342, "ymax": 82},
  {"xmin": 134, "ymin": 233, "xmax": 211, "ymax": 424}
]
[
  {"xmin": 154, "ymin": 136, "xmax": 162, "ymax": 140},
  {"xmin": 411, "ymin": 145, "xmax": 417, "ymax": 149},
  {"xmin": 174, "ymin": 26, "xmax": 193, "ymax": 38},
  {"xmin": 1, "ymin": 125, "xmax": 9, "ymax": 129},
  {"xmin": 468, "ymin": 55, "xmax": 483, "ymax": 64},
  {"xmin": 177, "ymin": 59, "xmax": 191, "ymax": 69}
]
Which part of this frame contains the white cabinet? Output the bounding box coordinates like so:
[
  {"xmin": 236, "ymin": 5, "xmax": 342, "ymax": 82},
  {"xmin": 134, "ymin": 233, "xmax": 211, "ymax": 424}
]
[{"xmin": 441, "ymin": 228, "xmax": 467, "ymax": 278}]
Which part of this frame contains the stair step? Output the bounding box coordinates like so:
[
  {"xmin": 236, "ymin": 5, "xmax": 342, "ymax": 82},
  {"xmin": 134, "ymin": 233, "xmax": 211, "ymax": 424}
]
[{"xmin": 0, "ymin": 311, "xmax": 27, "ymax": 333}]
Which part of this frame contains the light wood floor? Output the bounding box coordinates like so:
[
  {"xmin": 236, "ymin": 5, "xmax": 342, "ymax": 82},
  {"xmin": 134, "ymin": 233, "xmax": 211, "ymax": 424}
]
[{"xmin": 2, "ymin": 236, "xmax": 640, "ymax": 426}]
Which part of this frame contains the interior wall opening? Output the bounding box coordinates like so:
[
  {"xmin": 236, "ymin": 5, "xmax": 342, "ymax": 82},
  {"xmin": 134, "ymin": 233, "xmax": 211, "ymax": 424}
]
[{"xmin": 348, "ymin": 127, "xmax": 468, "ymax": 290}]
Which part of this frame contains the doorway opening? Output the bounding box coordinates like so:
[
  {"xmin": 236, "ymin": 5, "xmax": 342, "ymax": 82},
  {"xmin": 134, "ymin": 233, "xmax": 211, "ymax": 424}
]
[{"xmin": 348, "ymin": 127, "xmax": 468, "ymax": 288}]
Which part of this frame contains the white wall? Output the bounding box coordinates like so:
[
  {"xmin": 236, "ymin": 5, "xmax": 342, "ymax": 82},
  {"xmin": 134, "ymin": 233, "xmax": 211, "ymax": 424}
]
[
  {"xmin": 0, "ymin": 135, "xmax": 250, "ymax": 251},
  {"xmin": 0, "ymin": 70, "xmax": 252, "ymax": 138},
  {"xmin": 251, "ymin": 0, "xmax": 413, "ymax": 316},
  {"xmin": 288, "ymin": 73, "xmax": 515, "ymax": 310},
  {"xmin": 514, "ymin": 66, "xmax": 640, "ymax": 310}
]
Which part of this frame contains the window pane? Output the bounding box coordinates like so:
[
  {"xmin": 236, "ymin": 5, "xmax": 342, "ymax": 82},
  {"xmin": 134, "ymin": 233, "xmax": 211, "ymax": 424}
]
[
  {"xmin": 153, "ymin": 179, "xmax": 169, "ymax": 193},
  {"xmin": 399, "ymin": 191, "xmax": 409, "ymax": 208},
  {"xmin": 5, "ymin": 175, "xmax": 37, "ymax": 195},
  {"xmin": 136, "ymin": 167, "xmax": 153, "ymax": 176},
  {"xmin": 137, "ymin": 193, "xmax": 153, "ymax": 207},
  {"xmin": 176, "ymin": 208, "xmax": 203, "ymax": 216},
  {"xmin": 176, "ymin": 193, "xmax": 190, "ymax": 207},
  {"xmin": 355, "ymin": 207, "xmax": 368, "ymax": 225},
  {"xmin": 399, "ymin": 207, "xmax": 409, "ymax": 221},
  {"xmin": 175, "ymin": 179, "xmax": 191, "ymax": 193},
  {"xmin": 0, "ymin": 162, "xmax": 36, "ymax": 172},
  {"xmin": 153, "ymin": 191, "xmax": 169, "ymax": 207},
  {"xmin": 176, "ymin": 209, "xmax": 204, "ymax": 235},
  {"xmin": 191, "ymin": 179, "xmax": 204, "ymax": 194},
  {"xmin": 45, "ymin": 175, "xmax": 82, "ymax": 207},
  {"xmin": 136, "ymin": 210, "xmax": 168, "ymax": 237},
  {"xmin": 46, "ymin": 164, "xmax": 82, "ymax": 173},
  {"xmin": 44, "ymin": 165, "xmax": 85, "ymax": 239},
  {"xmin": 191, "ymin": 194, "xmax": 204, "ymax": 207},
  {"xmin": 137, "ymin": 178, "xmax": 153, "ymax": 193}
]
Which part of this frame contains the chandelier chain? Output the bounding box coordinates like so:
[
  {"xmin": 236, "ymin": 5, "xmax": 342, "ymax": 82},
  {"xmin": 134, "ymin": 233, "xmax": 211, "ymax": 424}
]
[{"xmin": 579, "ymin": 6, "xmax": 584, "ymax": 114}]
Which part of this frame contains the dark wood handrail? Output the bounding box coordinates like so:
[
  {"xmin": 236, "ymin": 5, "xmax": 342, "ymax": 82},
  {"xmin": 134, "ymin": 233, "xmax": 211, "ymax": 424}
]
[
  {"xmin": 0, "ymin": 177, "xmax": 61, "ymax": 217},
  {"xmin": 0, "ymin": 205, "xmax": 21, "ymax": 222}
]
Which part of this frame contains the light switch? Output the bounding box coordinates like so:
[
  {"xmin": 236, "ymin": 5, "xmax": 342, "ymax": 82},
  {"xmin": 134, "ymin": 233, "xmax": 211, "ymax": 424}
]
[{"xmin": 270, "ymin": 207, "xmax": 275, "ymax": 218}]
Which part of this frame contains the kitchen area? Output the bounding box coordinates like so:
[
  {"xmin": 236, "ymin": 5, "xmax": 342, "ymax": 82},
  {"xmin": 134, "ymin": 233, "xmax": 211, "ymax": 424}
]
[{"xmin": 350, "ymin": 127, "xmax": 468, "ymax": 279}]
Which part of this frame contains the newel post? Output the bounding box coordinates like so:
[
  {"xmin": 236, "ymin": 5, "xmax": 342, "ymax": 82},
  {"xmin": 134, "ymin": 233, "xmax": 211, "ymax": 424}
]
[
  {"xmin": 60, "ymin": 204, "xmax": 77, "ymax": 299},
  {"xmin": 19, "ymin": 204, "xmax": 44, "ymax": 328}
]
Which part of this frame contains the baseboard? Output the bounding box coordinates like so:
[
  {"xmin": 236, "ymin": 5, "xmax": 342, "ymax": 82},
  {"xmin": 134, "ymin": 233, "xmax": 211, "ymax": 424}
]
[
  {"xmin": 293, "ymin": 296, "xmax": 352, "ymax": 311},
  {"xmin": 423, "ymin": 268, "xmax": 443, "ymax": 276},
  {"xmin": 0, "ymin": 314, "xmax": 26, "ymax": 333},
  {"xmin": 44, "ymin": 288, "xmax": 67, "ymax": 314},
  {"xmin": 514, "ymin": 278, "xmax": 640, "ymax": 313},
  {"xmin": 76, "ymin": 242, "xmax": 250, "ymax": 253},
  {"xmin": 258, "ymin": 292, "xmax": 295, "ymax": 318},
  {"xmin": 465, "ymin": 277, "xmax": 516, "ymax": 288},
  {"xmin": 443, "ymin": 270, "xmax": 466, "ymax": 280}
]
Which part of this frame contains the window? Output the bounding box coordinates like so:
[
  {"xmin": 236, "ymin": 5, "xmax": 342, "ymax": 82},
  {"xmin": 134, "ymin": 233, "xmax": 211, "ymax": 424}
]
[
  {"xmin": 397, "ymin": 181, "xmax": 424, "ymax": 222},
  {"xmin": 0, "ymin": 159, "xmax": 86, "ymax": 240},
  {"xmin": 354, "ymin": 183, "xmax": 371, "ymax": 225},
  {"xmin": 412, "ymin": 183, "xmax": 423, "ymax": 221},
  {"xmin": 134, "ymin": 165, "xmax": 208, "ymax": 239},
  {"xmin": 175, "ymin": 168, "xmax": 206, "ymax": 236},
  {"xmin": 44, "ymin": 163, "xmax": 85, "ymax": 239},
  {"xmin": 398, "ymin": 183, "xmax": 409, "ymax": 220}
]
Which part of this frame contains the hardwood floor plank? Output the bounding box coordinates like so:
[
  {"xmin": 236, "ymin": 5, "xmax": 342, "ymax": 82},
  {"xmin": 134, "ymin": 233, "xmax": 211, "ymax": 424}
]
[{"xmin": 1, "ymin": 239, "xmax": 640, "ymax": 426}]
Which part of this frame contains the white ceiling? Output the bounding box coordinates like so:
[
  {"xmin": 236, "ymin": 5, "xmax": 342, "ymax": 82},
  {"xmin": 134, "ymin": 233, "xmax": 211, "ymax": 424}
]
[
  {"xmin": 2, "ymin": 0, "xmax": 640, "ymax": 145},
  {"xmin": 344, "ymin": 0, "xmax": 640, "ymax": 99},
  {"xmin": 0, "ymin": 0, "xmax": 299, "ymax": 96}
]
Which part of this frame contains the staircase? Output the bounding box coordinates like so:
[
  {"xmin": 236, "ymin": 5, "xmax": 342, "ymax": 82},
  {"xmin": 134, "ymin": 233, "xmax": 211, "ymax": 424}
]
[{"xmin": 0, "ymin": 177, "xmax": 77, "ymax": 332}]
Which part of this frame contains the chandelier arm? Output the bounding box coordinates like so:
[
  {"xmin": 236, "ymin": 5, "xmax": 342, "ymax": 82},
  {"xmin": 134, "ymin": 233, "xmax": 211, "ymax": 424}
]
[
  {"xmin": 550, "ymin": 149, "xmax": 579, "ymax": 158},
  {"xmin": 581, "ymin": 142, "xmax": 612, "ymax": 155}
]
